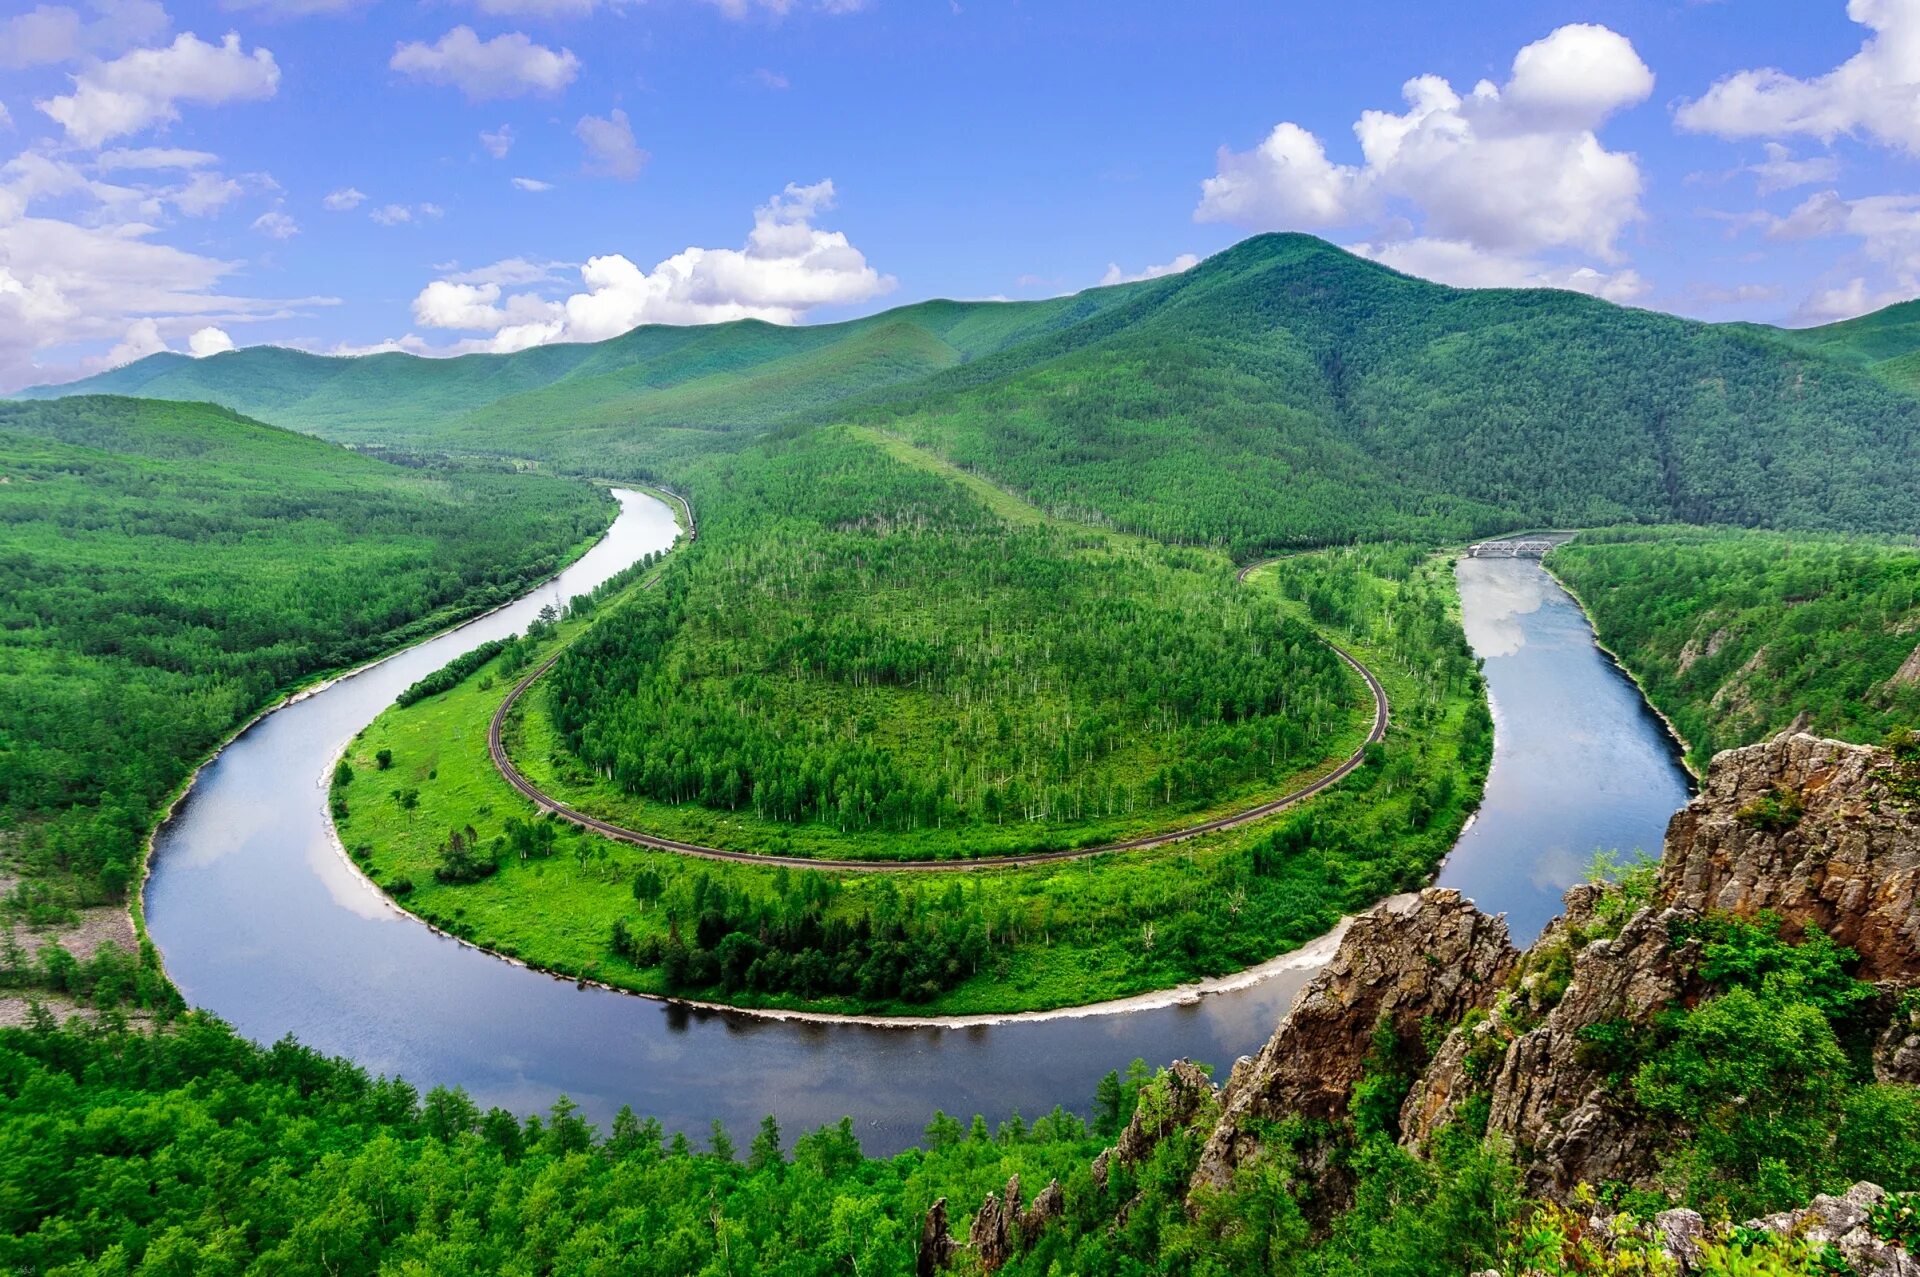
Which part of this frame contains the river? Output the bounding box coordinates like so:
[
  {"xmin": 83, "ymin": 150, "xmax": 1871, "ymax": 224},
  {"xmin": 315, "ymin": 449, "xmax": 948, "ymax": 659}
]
[{"xmin": 145, "ymin": 494, "xmax": 1692, "ymax": 1153}]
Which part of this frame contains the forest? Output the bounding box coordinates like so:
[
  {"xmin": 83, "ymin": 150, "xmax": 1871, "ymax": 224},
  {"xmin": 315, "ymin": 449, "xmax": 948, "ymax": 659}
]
[
  {"xmin": 0, "ymin": 397, "xmax": 609, "ymax": 918},
  {"xmin": 335, "ymin": 537, "xmax": 1488, "ymax": 1013},
  {"xmin": 1548, "ymin": 528, "xmax": 1920, "ymax": 766},
  {"xmin": 538, "ymin": 427, "xmax": 1363, "ymax": 857},
  {"xmin": 31, "ymin": 235, "xmax": 1920, "ymax": 555},
  {"xmin": 3, "ymin": 867, "xmax": 1912, "ymax": 1276}
]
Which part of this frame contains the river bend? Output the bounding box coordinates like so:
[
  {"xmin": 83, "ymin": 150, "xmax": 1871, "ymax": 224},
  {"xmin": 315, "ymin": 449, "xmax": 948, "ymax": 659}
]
[{"xmin": 145, "ymin": 495, "xmax": 1691, "ymax": 1152}]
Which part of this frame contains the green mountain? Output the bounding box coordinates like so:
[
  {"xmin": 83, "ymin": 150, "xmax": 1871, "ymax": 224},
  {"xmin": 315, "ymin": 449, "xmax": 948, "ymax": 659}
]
[
  {"xmin": 1767, "ymin": 298, "xmax": 1920, "ymax": 394},
  {"xmin": 25, "ymin": 234, "xmax": 1920, "ymax": 549}
]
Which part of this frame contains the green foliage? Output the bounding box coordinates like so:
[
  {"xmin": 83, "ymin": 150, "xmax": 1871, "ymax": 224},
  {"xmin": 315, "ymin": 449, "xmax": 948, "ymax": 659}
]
[
  {"xmin": 544, "ymin": 428, "xmax": 1362, "ymax": 856},
  {"xmin": 34, "ymin": 236, "xmax": 1920, "ymax": 551},
  {"xmin": 1549, "ymin": 528, "xmax": 1920, "ymax": 768},
  {"xmin": 0, "ymin": 396, "xmax": 607, "ymax": 906},
  {"xmin": 395, "ymin": 637, "xmax": 513, "ymax": 707},
  {"xmin": 341, "ymin": 537, "xmax": 1488, "ymax": 1014}
]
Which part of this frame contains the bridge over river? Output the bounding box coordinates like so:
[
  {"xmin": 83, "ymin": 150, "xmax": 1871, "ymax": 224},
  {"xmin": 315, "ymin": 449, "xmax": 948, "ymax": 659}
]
[{"xmin": 1466, "ymin": 533, "xmax": 1574, "ymax": 559}]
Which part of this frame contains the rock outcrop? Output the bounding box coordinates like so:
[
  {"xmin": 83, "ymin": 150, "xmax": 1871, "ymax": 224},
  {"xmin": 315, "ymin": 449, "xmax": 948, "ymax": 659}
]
[
  {"xmin": 1189, "ymin": 888, "xmax": 1516, "ymax": 1200},
  {"xmin": 1093, "ymin": 1058, "xmax": 1216, "ymax": 1189},
  {"xmin": 922, "ymin": 1174, "xmax": 1066, "ymax": 1275},
  {"xmin": 1403, "ymin": 885, "xmax": 1706, "ymax": 1195},
  {"xmin": 1661, "ymin": 732, "xmax": 1920, "ymax": 981}
]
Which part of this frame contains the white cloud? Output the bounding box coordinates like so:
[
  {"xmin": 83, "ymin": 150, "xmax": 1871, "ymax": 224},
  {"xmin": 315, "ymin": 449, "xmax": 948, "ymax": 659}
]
[
  {"xmin": 0, "ymin": 159, "xmax": 328, "ymax": 391},
  {"xmin": 1749, "ymin": 142, "xmax": 1842, "ymax": 195},
  {"xmin": 188, "ymin": 325, "xmax": 234, "ymax": 356},
  {"xmin": 481, "ymin": 124, "xmax": 514, "ymax": 158},
  {"xmin": 1801, "ymin": 277, "xmax": 1910, "ymax": 322},
  {"xmin": 175, "ymin": 171, "xmax": 243, "ymax": 215},
  {"xmin": 95, "ymin": 146, "xmax": 218, "ymax": 171},
  {"xmin": 37, "ymin": 32, "xmax": 281, "ymax": 148},
  {"xmin": 1349, "ymin": 236, "xmax": 1649, "ymax": 303},
  {"xmin": 1100, "ymin": 253, "xmax": 1199, "ymax": 286},
  {"xmin": 576, "ymin": 107, "xmax": 645, "ymax": 179},
  {"xmin": 1678, "ymin": 0, "xmax": 1920, "ymax": 155},
  {"xmin": 390, "ymin": 26, "xmax": 579, "ymax": 101},
  {"xmin": 512, "ymin": 176, "xmax": 554, "ymax": 191},
  {"xmin": 1197, "ymin": 24, "xmax": 1653, "ymax": 292},
  {"xmin": 0, "ymin": 105, "xmax": 11, "ymax": 131},
  {"xmin": 252, "ymin": 209, "xmax": 299, "ymax": 238},
  {"xmin": 747, "ymin": 68, "xmax": 789, "ymax": 90},
  {"xmin": 1746, "ymin": 188, "xmax": 1920, "ymax": 320},
  {"xmin": 434, "ymin": 256, "xmax": 568, "ymax": 286},
  {"xmin": 369, "ymin": 202, "xmax": 442, "ymax": 226},
  {"xmin": 322, "ymin": 186, "xmax": 365, "ymax": 211},
  {"xmin": 406, "ymin": 179, "xmax": 892, "ymax": 353},
  {"xmin": 0, "ymin": 0, "xmax": 170, "ymax": 71},
  {"xmin": 106, "ymin": 317, "xmax": 168, "ymax": 366}
]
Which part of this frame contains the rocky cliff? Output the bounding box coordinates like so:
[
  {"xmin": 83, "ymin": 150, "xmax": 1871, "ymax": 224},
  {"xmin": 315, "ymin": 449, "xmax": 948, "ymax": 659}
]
[{"xmin": 921, "ymin": 732, "xmax": 1920, "ymax": 1271}]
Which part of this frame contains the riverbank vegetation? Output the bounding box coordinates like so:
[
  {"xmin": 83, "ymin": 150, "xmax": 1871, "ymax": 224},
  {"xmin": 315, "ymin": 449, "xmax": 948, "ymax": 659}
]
[
  {"xmin": 0, "ymin": 396, "xmax": 610, "ymax": 1004},
  {"xmin": 334, "ymin": 529, "xmax": 1489, "ymax": 1014},
  {"xmin": 1548, "ymin": 528, "xmax": 1920, "ymax": 767},
  {"xmin": 3, "ymin": 889, "xmax": 1904, "ymax": 1277}
]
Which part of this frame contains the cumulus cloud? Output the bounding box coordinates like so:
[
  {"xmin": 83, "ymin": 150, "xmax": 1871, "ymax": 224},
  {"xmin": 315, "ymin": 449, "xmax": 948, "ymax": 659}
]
[
  {"xmin": 1100, "ymin": 253, "xmax": 1199, "ymax": 286},
  {"xmin": 1678, "ymin": 0, "xmax": 1920, "ymax": 154},
  {"xmin": 37, "ymin": 32, "xmax": 280, "ymax": 148},
  {"xmin": 188, "ymin": 325, "xmax": 234, "ymax": 356},
  {"xmin": 106, "ymin": 317, "xmax": 169, "ymax": 366},
  {"xmin": 1745, "ymin": 188, "xmax": 1920, "ymax": 320},
  {"xmin": 512, "ymin": 176, "xmax": 554, "ymax": 191},
  {"xmin": 252, "ymin": 209, "xmax": 299, "ymax": 238},
  {"xmin": 1349, "ymin": 237, "xmax": 1649, "ymax": 303},
  {"xmin": 406, "ymin": 179, "xmax": 892, "ymax": 353},
  {"xmin": 481, "ymin": 124, "xmax": 514, "ymax": 158},
  {"xmin": 576, "ymin": 108, "xmax": 645, "ymax": 179},
  {"xmin": 0, "ymin": 0, "xmax": 170, "ymax": 71},
  {"xmin": 1197, "ymin": 23, "xmax": 1653, "ymax": 294},
  {"xmin": 322, "ymin": 186, "xmax": 365, "ymax": 211},
  {"xmin": 434, "ymin": 256, "xmax": 569, "ymax": 286},
  {"xmin": 391, "ymin": 26, "xmax": 579, "ymax": 100}
]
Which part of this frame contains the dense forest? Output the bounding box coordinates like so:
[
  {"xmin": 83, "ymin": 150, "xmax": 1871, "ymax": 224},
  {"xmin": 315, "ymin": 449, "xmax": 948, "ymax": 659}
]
[
  {"xmin": 0, "ymin": 397, "xmax": 609, "ymax": 916},
  {"xmin": 1549, "ymin": 529, "xmax": 1920, "ymax": 766},
  {"xmin": 541, "ymin": 428, "xmax": 1362, "ymax": 856},
  {"xmin": 30, "ymin": 235, "xmax": 1920, "ymax": 554},
  {"xmin": 334, "ymin": 537, "xmax": 1488, "ymax": 1013},
  {"xmin": 3, "ymin": 868, "xmax": 1911, "ymax": 1275}
]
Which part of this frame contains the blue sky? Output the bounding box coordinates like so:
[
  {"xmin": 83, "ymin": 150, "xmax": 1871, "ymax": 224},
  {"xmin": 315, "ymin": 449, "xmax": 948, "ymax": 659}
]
[{"xmin": 4, "ymin": 0, "xmax": 1919, "ymax": 389}]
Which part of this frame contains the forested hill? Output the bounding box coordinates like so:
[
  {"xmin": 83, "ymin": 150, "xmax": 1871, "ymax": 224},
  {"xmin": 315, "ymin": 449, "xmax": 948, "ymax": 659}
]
[
  {"xmin": 0, "ymin": 396, "xmax": 608, "ymax": 910},
  {"xmin": 23, "ymin": 234, "xmax": 1920, "ymax": 550},
  {"xmin": 1771, "ymin": 298, "xmax": 1920, "ymax": 395}
]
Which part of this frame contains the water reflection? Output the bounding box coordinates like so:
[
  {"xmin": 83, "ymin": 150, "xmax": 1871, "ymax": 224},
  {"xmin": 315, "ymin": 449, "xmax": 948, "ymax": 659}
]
[{"xmin": 1439, "ymin": 558, "xmax": 1694, "ymax": 944}]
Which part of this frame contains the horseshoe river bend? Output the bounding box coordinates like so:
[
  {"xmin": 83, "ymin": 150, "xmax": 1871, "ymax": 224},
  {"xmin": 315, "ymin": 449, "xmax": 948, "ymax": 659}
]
[{"xmin": 144, "ymin": 489, "xmax": 1692, "ymax": 1153}]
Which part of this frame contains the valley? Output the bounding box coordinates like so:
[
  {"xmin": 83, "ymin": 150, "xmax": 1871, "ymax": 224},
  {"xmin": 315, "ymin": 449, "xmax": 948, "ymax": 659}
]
[{"xmin": 7, "ymin": 234, "xmax": 1920, "ymax": 1275}]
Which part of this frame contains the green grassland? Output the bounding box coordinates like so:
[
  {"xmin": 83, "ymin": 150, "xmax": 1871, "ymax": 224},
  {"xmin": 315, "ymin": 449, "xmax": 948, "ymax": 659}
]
[
  {"xmin": 30, "ymin": 235, "xmax": 1920, "ymax": 554},
  {"xmin": 334, "ymin": 530, "xmax": 1488, "ymax": 1014},
  {"xmin": 1548, "ymin": 528, "xmax": 1920, "ymax": 767},
  {"xmin": 0, "ymin": 396, "xmax": 611, "ymax": 957}
]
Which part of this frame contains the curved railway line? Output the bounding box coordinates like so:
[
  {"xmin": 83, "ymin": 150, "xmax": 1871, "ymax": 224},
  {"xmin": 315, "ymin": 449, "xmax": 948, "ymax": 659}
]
[{"xmin": 486, "ymin": 536, "xmax": 1389, "ymax": 872}]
